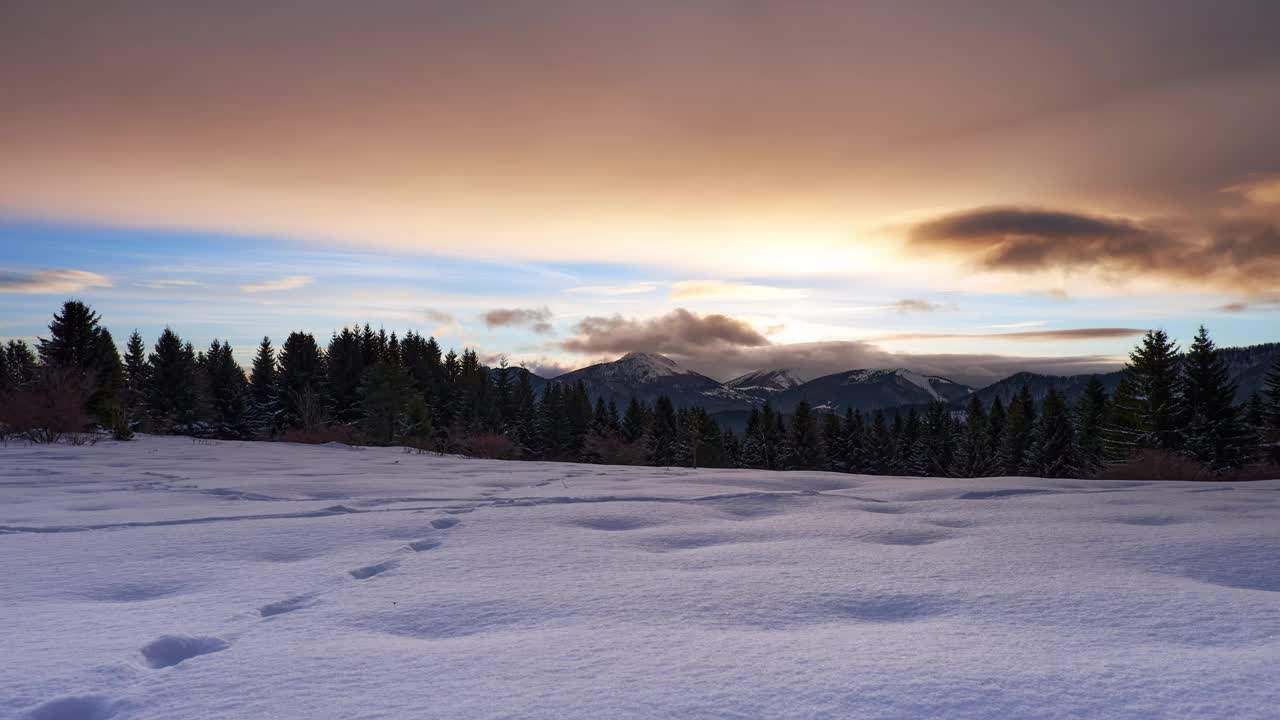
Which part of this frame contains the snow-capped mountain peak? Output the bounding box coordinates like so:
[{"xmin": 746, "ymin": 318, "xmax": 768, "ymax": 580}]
[
  {"xmin": 726, "ymin": 368, "xmax": 806, "ymax": 392},
  {"xmin": 613, "ymin": 351, "xmax": 682, "ymax": 380}
]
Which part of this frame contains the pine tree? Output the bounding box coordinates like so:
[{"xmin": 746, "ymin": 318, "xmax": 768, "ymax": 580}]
[
  {"xmin": 863, "ymin": 410, "xmax": 893, "ymax": 475},
  {"xmin": 951, "ymin": 395, "xmax": 994, "ymax": 477},
  {"xmin": 247, "ymin": 337, "xmax": 280, "ymax": 438},
  {"xmin": 1264, "ymin": 354, "xmax": 1280, "ymax": 430},
  {"xmin": 987, "ymin": 396, "xmax": 1006, "ymax": 452},
  {"xmin": 122, "ymin": 330, "xmax": 150, "ymax": 426},
  {"xmin": 326, "ymin": 328, "xmax": 367, "ymax": 424},
  {"xmin": 277, "ymin": 332, "xmax": 327, "ymax": 430},
  {"xmin": 1024, "ymin": 387, "xmax": 1077, "ymax": 478},
  {"xmin": 622, "ymin": 397, "xmax": 648, "ymax": 444},
  {"xmin": 1180, "ymin": 326, "xmax": 1250, "ymax": 471},
  {"xmin": 1075, "ymin": 377, "xmax": 1109, "ymax": 476},
  {"xmin": 648, "ymin": 396, "xmax": 678, "ymax": 466},
  {"xmin": 788, "ymin": 400, "xmax": 823, "ymax": 470},
  {"xmin": 913, "ymin": 401, "xmax": 956, "ymax": 476},
  {"xmin": 997, "ymin": 386, "xmax": 1036, "ymax": 475},
  {"xmin": 37, "ymin": 300, "xmax": 122, "ymax": 425},
  {"xmin": 1108, "ymin": 329, "xmax": 1183, "ymax": 456},
  {"xmin": 204, "ymin": 340, "xmax": 250, "ymax": 439},
  {"xmin": 843, "ymin": 408, "xmax": 866, "ymax": 473},
  {"xmin": 821, "ymin": 410, "xmax": 844, "ymax": 471},
  {"xmin": 741, "ymin": 406, "xmax": 765, "ymax": 468},
  {"xmin": 147, "ymin": 328, "xmax": 201, "ymax": 430},
  {"xmin": 5, "ymin": 340, "xmax": 37, "ymax": 387},
  {"xmin": 360, "ymin": 358, "xmax": 416, "ymax": 444}
]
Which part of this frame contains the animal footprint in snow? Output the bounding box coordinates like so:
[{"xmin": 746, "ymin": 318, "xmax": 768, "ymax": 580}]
[
  {"xmin": 140, "ymin": 635, "xmax": 228, "ymax": 668},
  {"xmin": 408, "ymin": 539, "xmax": 441, "ymax": 552},
  {"xmin": 349, "ymin": 560, "xmax": 398, "ymax": 579},
  {"xmin": 259, "ymin": 594, "xmax": 316, "ymax": 617},
  {"xmin": 430, "ymin": 517, "xmax": 460, "ymax": 529}
]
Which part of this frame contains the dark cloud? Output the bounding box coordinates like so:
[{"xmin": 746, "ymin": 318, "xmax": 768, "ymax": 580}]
[
  {"xmin": 561, "ymin": 308, "xmax": 769, "ymax": 356},
  {"xmin": 893, "ymin": 298, "xmax": 944, "ymax": 313},
  {"xmin": 1218, "ymin": 302, "xmax": 1248, "ymax": 312},
  {"xmin": 907, "ymin": 206, "xmax": 1280, "ymax": 296},
  {"xmin": 483, "ymin": 306, "xmax": 552, "ymax": 330}
]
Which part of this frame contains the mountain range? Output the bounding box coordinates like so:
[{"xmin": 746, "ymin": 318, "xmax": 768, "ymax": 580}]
[{"xmin": 528, "ymin": 343, "xmax": 1279, "ymax": 416}]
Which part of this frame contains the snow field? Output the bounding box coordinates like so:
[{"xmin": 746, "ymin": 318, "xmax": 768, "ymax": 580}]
[{"xmin": 2, "ymin": 436, "xmax": 1278, "ymax": 719}]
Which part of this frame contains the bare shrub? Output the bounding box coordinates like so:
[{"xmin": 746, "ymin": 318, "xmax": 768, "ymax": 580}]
[
  {"xmin": 582, "ymin": 435, "xmax": 648, "ymax": 466},
  {"xmin": 0, "ymin": 368, "xmax": 94, "ymax": 444},
  {"xmin": 462, "ymin": 433, "xmax": 518, "ymax": 460},
  {"xmin": 279, "ymin": 424, "xmax": 364, "ymax": 446},
  {"xmin": 1221, "ymin": 463, "xmax": 1280, "ymax": 481},
  {"xmin": 1097, "ymin": 449, "xmax": 1215, "ymax": 482}
]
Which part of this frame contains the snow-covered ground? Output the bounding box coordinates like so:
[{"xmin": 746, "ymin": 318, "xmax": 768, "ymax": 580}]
[{"xmin": 2, "ymin": 436, "xmax": 1278, "ymax": 719}]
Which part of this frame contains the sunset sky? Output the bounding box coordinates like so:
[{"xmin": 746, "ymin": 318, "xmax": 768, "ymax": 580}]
[{"xmin": 2, "ymin": 1, "xmax": 1278, "ymax": 384}]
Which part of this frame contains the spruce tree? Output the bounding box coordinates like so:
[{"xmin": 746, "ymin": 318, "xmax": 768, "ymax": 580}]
[
  {"xmin": 951, "ymin": 395, "xmax": 994, "ymax": 478},
  {"xmin": 277, "ymin": 332, "xmax": 327, "ymax": 430},
  {"xmin": 147, "ymin": 328, "xmax": 201, "ymax": 430},
  {"xmin": 914, "ymin": 401, "xmax": 956, "ymax": 476},
  {"xmin": 38, "ymin": 300, "xmax": 122, "ymax": 425},
  {"xmin": 741, "ymin": 406, "xmax": 765, "ymax": 468},
  {"xmin": 247, "ymin": 337, "xmax": 280, "ymax": 438},
  {"xmin": 788, "ymin": 400, "xmax": 823, "ymax": 470},
  {"xmin": 1108, "ymin": 329, "xmax": 1183, "ymax": 456},
  {"xmin": 326, "ymin": 328, "xmax": 366, "ymax": 424},
  {"xmin": 1180, "ymin": 326, "xmax": 1250, "ymax": 471},
  {"xmin": 360, "ymin": 358, "xmax": 416, "ymax": 444},
  {"xmin": 1024, "ymin": 387, "xmax": 1076, "ymax": 478},
  {"xmin": 843, "ymin": 408, "xmax": 866, "ymax": 473},
  {"xmin": 821, "ymin": 410, "xmax": 844, "ymax": 471},
  {"xmin": 863, "ymin": 410, "xmax": 893, "ymax": 475},
  {"xmin": 205, "ymin": 340, "xmax": 250, "ymax": 439},
  {"xmin": 1075, "ymin": 377, "xmax": 1110, "ymax": 476},
  {"xmin": 998, "ymin": 386, "xmax": 1036, "ymax": 475},
  {"xmin": 622, "ymin": 397, "xmax": 648, "ymax": 444},
  {"xmin": 5, "ymin": 340, "xmax": 37, "ymax": 387},
  {"xmin": 1264, "ymin": 354, "xmax": 1280, "ymax": 430},
  {"xmin": 647, "ymin": 396, "xmax": 678, "ymax": 466},
  {"xmin": 122, "ymin": 331, "xmax": 150, "ymax": 425}
]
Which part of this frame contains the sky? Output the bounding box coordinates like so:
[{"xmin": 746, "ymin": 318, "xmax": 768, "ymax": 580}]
[{"xmin": 2, "ymin": 1, "xmax": 1278, "ymax": 385}]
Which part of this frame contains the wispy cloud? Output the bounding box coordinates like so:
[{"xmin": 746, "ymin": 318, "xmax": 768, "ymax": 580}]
[
  {"xmin": 240, "ymin": 275, "xmax": 313, "ymax": 293},
  {"xmin": 0, "ymin": 269, "xmax": 112, "ymax": 294},
  {"xmin": 565, "ymin": 282, "xmax": 659, "ymax": 296},
  {"xmin": 873, "ymin": 328, "xmax": 1148, "ymax": 342},
  {"xmin": 892, "ymin": 298, "xmax": 944, "ymax": 313},
  {"xmin": 670, "ymin": 280, "xmax": 804, "ymax": 302},
  {"xmin": 423, "ymin": 308, "xmax": 455, "ymax": 324}
]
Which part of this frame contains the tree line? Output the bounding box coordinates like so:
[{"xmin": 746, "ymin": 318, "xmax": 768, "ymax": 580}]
[{"xmin": 2, "ymin": 301, "xmax": 1278, "ymax": 478}]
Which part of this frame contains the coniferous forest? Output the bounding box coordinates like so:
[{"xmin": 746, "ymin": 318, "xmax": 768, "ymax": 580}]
[{"xmin": 3, "ymin": 300, "xmax": 1279, "ymax": 480}]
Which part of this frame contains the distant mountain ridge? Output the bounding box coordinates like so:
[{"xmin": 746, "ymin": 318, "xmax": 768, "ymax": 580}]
[
  {"xmin": 551, "ymin": 351, "xmax": 756, "ymax": 412},
  {"xmin": 540, "ymin": 342, "xmax": 1278, "ymax": 415}
]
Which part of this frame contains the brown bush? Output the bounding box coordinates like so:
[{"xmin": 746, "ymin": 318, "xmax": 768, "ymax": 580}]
[
  {"xmin": 460, "ymin": 433, "xmax": 518, "ymax": 460},
  {"xmin": 279, "ymin": 424, "xmax": 365, "ymax": 446},
  {"xmin": 582, "ymin": 435, "xmax": 649, "ymax": 466},
  {"xmin": 1221, "ymin": 463, "xmax": 1280, "ymax": 481},
  {"xmin": 1097, "ymin": 449, "xmax": 1215, "ymax": 482},
  {"xmin": 0, "ymin": 368, "xmax": 94, "ymax": 444}
]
